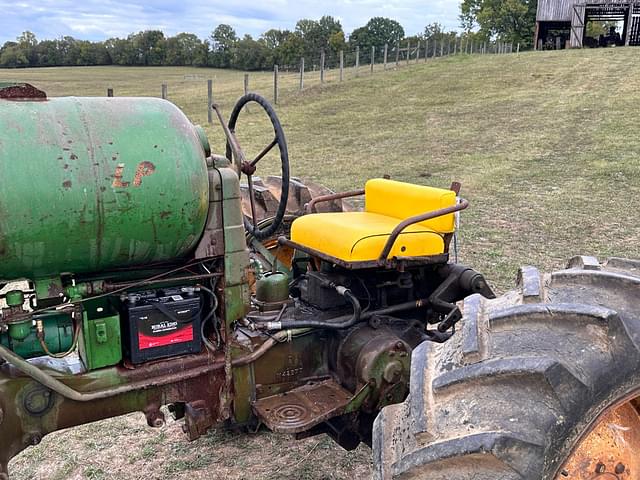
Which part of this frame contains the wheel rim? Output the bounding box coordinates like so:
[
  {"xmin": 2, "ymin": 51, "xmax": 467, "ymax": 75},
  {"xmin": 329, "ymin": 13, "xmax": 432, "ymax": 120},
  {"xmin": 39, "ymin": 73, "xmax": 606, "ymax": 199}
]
[{"xmin": 557, "ymin": 395, "xmax": 640, "ymax": 479}]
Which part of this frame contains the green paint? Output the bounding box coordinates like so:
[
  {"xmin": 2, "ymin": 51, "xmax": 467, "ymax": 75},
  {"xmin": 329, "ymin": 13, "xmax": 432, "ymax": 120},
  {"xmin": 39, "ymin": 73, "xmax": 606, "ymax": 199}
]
[
  {"xmin": 0, "ymin": 97, "xmax": 209, "ymax": 281},
  {"xmin": 255, "ymin": 272, "xmax": 289, "ymax": 303},
  {"xmin": 219, "ymin": 166, "xmax": 250, "ymax": 328},
  {"xmin": 78, "ymin": 300, "xmax": 122, "ymax": 370},
  {"xmin": 0, "ymin": 313, "xmax": 73, "ymax": 358},
  {"xmin": 7, "ymin": 320, "xmax": 31, "ymax": 341},
  {"xmin": 4, "ymin": 290, "xmax": 24, "ymax": 307}
]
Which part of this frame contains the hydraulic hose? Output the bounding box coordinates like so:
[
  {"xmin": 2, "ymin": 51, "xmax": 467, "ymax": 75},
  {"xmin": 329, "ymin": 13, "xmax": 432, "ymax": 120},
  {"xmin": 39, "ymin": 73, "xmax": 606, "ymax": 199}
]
[
  {"xmin": 269, "ymin": 293, "xmax": 429, "ymax": 331},
  {"xmin": 267, "ymin": 288, "xmax": 361, "ymax": 330}
]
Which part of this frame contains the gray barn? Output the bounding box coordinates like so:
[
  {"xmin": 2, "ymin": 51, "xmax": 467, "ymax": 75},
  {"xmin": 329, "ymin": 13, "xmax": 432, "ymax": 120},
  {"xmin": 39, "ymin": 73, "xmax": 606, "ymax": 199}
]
[{"xmin": 535, "ymin": 0, "xmax": 640, "ymax": 48}]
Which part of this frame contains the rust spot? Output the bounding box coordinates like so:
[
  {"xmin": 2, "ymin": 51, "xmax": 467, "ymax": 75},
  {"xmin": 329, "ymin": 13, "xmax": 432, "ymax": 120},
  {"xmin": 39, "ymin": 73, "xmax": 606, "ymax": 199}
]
[
  {"xmin": 133, "ymin": 161, "xmax": 156, "ymax": 187},
  {"xmin": 0, "ymin": 83, "xmax": 46, "ymax": 99},
  {"xmin": 112, "ymin": 163, "xmax": 129, "ymax": 188},
  {"xmin": 111, "ymin": 161, "xmax": 156, "ymax": 188},
  {"xmin": 100, "ymin": 186, "xmax": 106, "ymax": 192},
  {"xmin": 63, "ymin": 164, "xmax": 69, "ymax": 169},
  {"xmin": 159, "ymin": 211, "xmax": 171, "ymax": 219},
  {"xmin": 112, "ymin": 156, "xmax": 118, "ymax": 161},
  {"xmin": 62, "ymin": 180, "xmax": 72, "ymax": 189},
  {"xmin": 57, "ymin": 156, "xmax": 63, "ymax": 160},
  {"xmin": 69, "ymin": 153, "xmax": 78, "ymax": 160}
]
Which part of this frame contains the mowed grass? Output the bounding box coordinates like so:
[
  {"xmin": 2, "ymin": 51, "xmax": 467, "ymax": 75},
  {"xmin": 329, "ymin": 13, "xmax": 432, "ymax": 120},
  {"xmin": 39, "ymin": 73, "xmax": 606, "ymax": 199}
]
[{"xmin": 4, "ymin": 47, "xmax": 640, "ymax": 479}]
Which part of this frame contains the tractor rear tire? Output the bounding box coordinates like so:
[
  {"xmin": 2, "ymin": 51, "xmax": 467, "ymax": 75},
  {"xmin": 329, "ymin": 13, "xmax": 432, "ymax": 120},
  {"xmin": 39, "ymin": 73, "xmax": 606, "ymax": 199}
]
[{"xmin": 373, "ymin": 256, "xmax": 640, "ymax": 479}]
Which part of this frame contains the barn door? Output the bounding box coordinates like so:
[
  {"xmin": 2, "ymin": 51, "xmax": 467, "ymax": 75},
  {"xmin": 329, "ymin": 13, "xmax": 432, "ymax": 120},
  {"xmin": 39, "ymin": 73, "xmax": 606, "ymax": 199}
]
[
  {"xmin": 629, "ymin": 4, "xmax": 640, "ymax": 46},
  {"xmin": 570, "ymin": 4, "xmax": 586, "ymax": 48}
]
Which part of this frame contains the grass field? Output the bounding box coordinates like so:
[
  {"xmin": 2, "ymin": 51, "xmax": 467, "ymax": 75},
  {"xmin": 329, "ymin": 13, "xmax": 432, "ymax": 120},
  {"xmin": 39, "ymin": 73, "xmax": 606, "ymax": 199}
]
[{"xmin": 4, "ymin": 47, "xmax": 640, "ymax": 479}]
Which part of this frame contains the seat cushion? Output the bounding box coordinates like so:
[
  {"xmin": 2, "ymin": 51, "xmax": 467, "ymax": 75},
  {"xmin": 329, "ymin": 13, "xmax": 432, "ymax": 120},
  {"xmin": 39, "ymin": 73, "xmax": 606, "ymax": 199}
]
[
  {"xmin": 290, "ymin": 212, "xmax": 445, "ymax": 262},
  {"xmin": 365, "ymin": 179, "xmax": 457, "ymax": 233}
]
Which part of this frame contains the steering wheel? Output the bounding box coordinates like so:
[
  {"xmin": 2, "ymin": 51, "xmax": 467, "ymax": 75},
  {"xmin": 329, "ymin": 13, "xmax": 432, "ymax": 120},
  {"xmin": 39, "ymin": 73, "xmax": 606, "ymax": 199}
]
[{"xmin": 226, "ymin": 93, "xmax": 290, "ymax": 241}]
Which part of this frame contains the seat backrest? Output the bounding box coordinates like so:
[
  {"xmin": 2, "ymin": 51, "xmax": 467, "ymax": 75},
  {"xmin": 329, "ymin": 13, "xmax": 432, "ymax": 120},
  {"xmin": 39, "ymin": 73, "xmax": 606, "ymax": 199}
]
[{"xmin": 365, "ymin": 179, "xmax": 457, "ymax": 233}]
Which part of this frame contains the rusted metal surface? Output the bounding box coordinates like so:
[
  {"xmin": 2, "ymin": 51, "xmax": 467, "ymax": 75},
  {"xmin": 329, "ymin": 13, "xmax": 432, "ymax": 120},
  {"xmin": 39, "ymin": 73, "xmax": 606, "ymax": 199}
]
[
  {"xmin": 557, "ymin": 398, "xmax": 640, "ymax": 479},
  {"xmin": 252, "ymin": 378, "xmax": 352, "ymax": 433},
  {"xmin": 0, "ymin": 83, "xmax": 46, "ymax": 99},
  {"xmin": 0, "ymin": 351, "xmax": 229, "ymax": 478},
  {"xmin": 378, "ymin": 198, "xmax": 469, "ymax": 261},
  {"xmin": 306, "ymin": 189, "xmax": 365, "ymax": 214}
]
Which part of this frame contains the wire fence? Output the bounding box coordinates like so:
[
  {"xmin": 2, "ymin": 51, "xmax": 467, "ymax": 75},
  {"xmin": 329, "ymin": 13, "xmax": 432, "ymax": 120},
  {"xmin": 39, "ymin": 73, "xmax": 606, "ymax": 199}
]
[{"xmin": 104, "ymin": 39, "xmax": 521, "ymax": 120}]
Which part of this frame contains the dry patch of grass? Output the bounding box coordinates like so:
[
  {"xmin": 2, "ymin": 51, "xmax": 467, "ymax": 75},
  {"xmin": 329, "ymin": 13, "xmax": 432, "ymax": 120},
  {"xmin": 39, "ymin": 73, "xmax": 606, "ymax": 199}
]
[{"xmin": 4, "ymin": 47, "xmax": 640, "ymax": 478}]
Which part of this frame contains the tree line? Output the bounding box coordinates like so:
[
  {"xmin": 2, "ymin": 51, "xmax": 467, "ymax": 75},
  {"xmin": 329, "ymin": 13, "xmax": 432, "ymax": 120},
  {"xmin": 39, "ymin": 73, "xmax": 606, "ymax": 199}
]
[{"xmin": 0, "ymin": 2, "xmax": 536, "ymax": 70}]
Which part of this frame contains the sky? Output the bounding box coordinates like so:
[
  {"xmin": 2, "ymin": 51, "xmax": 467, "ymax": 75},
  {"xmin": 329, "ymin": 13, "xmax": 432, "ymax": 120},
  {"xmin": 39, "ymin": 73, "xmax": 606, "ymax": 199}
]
[{"xmin": 0, "ymin": 0, "xmax": 462, "ymax": 44}]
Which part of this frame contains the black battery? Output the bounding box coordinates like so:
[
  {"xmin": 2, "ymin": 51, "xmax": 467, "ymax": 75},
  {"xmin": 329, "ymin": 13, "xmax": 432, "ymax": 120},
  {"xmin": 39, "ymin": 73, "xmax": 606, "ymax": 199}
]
[{"xmin": 121, "ymin": 288, "xmax": 202, "ymax": 364}]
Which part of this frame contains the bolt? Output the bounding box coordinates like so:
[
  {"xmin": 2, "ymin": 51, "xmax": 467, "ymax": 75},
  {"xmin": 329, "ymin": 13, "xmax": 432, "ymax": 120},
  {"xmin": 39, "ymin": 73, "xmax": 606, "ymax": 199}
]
[
  {"xmin": 615, "ymin": 463, "xmax": 625, "ymax": 474},
  {"xmin": 383, "ymin": 361, "xmax": 403, "ymax": 383},
  {"xmin": 395, "ymin": 341, "xmax": 404, "ymax": 349},
  {"xmin": 30, "ymin": 434, "xmax": 42, "ymax": 446},
  {"xmin": 595, "ymin": 463, "xmax": 606, "ymax": 474},
  {"xmin": 560, "ymin": 470, "xmax": 569, "ymax": 477}
]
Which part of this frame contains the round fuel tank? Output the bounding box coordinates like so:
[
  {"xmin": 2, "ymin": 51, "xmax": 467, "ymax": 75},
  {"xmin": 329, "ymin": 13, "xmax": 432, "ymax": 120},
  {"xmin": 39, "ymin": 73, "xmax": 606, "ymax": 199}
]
[{"xmin": 0, "ymin": 97, "xmax": 210, "ymax": 280}]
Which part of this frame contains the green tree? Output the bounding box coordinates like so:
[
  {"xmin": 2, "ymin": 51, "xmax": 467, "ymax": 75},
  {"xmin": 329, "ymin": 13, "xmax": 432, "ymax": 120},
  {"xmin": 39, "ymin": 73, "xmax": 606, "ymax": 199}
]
[
  {"xmin": 166, "ymin": 33, "xmax": 204, "ymax": 66},
  {"xmin": 279, "ymin": 32, "xmax": 305, "ymax": 66},
  {"xmin": 211, "ymin": 24, "xmax": 237, "ymax": 67},
  {"xmin": 329, "ymin": 31, "xmax": 346, "ymax": 54},
  {"xmin": 261, "ymin": 29, "xmax": 292, "ymax": 65},
  {"xmin": 295, "ymin": 16, "xmax": 343, "ymax": 59},
  {"xmin": 131, "ymin": 30, "xmax": 166, "ymax": 65},
  {"xmin": 459, "ymin": 0, "xmax": 536, "ymax": 46},
  {"xmin": 232, "ymin": 34, "xmax": 270, "ymax": 70},
  {"xmin": 349, "ymin": 17, "xmax": 405, "ymax": 49},
  {"xmin": 0, "ymin": 41, "xmax": 29, "ymax": 67}
]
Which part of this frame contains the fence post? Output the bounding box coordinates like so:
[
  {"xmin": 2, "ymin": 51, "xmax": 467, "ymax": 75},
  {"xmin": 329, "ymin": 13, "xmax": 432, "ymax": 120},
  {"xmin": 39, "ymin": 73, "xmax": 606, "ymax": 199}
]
[
  {"xmin": 355, "ymin": 46, "xmax": 360, "ymax": 76},
  {"xmin": 161, "ymin": 83, "xmax": 167, "ymax": 99},
  {"xmin": 416, "ymin": 40, "xmax": 420, "ymax": 63},
  {"xmin": 371, "ymin": 46, "xmax": 375, "ymax": 73},
  {"xmin": 320, "ymin": 50, "xmax": 325, "ymax": 83},
  {"xmin": 207, "ymin": 80, "xmax": 212, "ymax": 124},
  {"xmin": 433, "ymin": 39, "xmax": 438, "ymax": 57},
  {"xmin": 440, "ymin": 40, "xmax": 444, "ymax": 57},
  {"xmin": 395, "ymin": 41, "xmax": 400, "ymax": 67},
  {"xmin": 447, "ymin": 40, "xmax": 451, "ymax": 56},
  {"xmin": 425, "ymin": 39, "xmax": 429, "ymax": 60},
  {"xmin": 107, "ymin": 88, "xmax": 114, "ymax": 97},
  {"xmin": 299, "ymin": 57, "xmax": 305, "ymax": 90},
  {"xmin": 454, "ymin": 38, "xmax": 458, "ymax": 55},
  {"xmin": 517, "ymin": 43, "xmax": 521, "ymax": 55},
  {"xmin": 273, "ymin": 65, "xmax": 279, "ymax": 104},
  {"xmin": 383, "ymin": 43, "xmax": 388, "ymax": 70},
  {"xmin": 339, "ymin": 50, "xmax": 344, "ymax": 81}
]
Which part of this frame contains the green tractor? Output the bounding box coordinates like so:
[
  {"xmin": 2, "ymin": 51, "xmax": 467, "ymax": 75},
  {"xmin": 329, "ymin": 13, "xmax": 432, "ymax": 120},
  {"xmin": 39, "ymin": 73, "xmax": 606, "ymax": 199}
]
[{"xmin": 0, "ymin": 83, "xmax": 638, "ymax": 480}]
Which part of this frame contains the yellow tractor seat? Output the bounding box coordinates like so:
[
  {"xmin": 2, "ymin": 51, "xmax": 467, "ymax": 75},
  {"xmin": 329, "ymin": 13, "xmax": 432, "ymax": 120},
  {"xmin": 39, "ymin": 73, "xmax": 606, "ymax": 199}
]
[{"xmin": 290, "ymin": 178, "xmax": 458, "ymax": 263}]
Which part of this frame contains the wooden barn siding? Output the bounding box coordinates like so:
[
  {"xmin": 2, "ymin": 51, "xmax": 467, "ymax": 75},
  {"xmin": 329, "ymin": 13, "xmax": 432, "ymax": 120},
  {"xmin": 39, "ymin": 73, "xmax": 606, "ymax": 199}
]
[
  {"xmin": 537, "ymin": 0, "xmax": 574, "ymax": 21},
  {"xmin": 537, "ymin": 0, "xmax": 631, "ymax": 21}
]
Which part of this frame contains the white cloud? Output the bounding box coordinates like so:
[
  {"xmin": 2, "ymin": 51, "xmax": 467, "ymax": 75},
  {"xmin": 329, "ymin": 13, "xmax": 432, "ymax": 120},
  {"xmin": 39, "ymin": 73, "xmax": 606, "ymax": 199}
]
[{"xmin": 0, "ymin": 0, "xmax": 462, "ymax": 43}]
